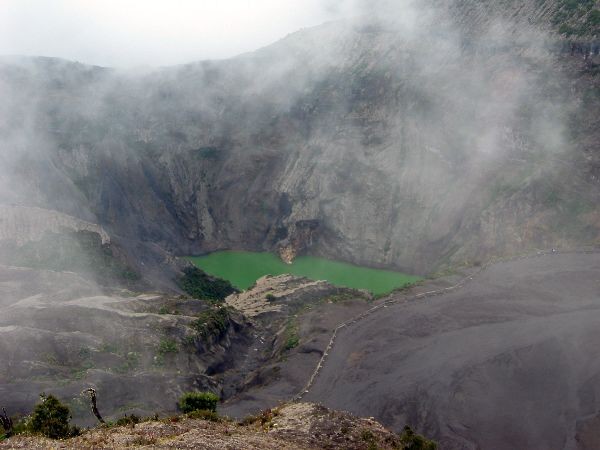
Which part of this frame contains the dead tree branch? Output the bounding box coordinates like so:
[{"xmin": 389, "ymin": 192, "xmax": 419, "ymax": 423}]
[
  {"xmin": 0, "ymin": 407, "xmax": 13, "ymax": 437},
  {"xmin": 82, "ymin": 388, "xmax": 105, "ymax": 424}
]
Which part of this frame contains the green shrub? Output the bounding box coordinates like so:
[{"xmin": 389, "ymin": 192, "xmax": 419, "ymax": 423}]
[
  {"xmin": 192, "ymin": 307, "xmax": 230, "ymax": 339},
  {"xmin": 284, "ymin": 334, "xmax": 300, "ymax": 351},
  {"xmin": 115, "ymin": 414, "xmax": 140, "ymax": 427},
  {"xmin": 30, "ymin": 394, "xmax": 79, "ymax": 439},
  {"xmin": 361, "ymin": 429, "xmax": 376, "ymax": 442},
  {"xmin": 158, "ymin": 338, "xmax": 178, "ymax": 355},
  {"xmin": 558, "ymin": 23, "xmax": 575, "ymax": 35},
  {"xmin": 399, "ymin": 425, "xmax": 437, "ymax": 450},
  {"xmin": 178, "ymin": 392, "xmax": 219, "ymax": 413},
  {"xmin": 283, "ymin": 321, "xmax": 300, "ymax": 351},
  {"xmin": 178, "ymin": 267, "xmax": 236, "ymax": 302},
  {"xmin": 589, "ymin": 9, "xmax": 600, "ymax": 26}
]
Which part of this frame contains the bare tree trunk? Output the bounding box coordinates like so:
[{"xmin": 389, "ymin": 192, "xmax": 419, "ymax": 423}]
[
  {"xmin": 0, "ymin": 408, "xmax": 13, "ymax": 437},
  {"xmin": 82, "ymin": 388, "xmax": 105, "ymax": 424}
]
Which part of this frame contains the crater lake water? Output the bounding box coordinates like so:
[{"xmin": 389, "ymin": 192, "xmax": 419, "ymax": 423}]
[{"xmin": 187, "ymin": 251, "xmax": 421, "ymax": 295}]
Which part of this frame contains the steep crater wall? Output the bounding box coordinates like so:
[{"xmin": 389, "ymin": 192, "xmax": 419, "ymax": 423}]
[{"xmin": 0, "ymin": 1, "xmax": 599, "ymax": 276}]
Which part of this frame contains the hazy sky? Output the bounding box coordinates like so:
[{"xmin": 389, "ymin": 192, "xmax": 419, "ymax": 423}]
[{"xmin": 0, "ymin": 0, "xmax": 353, "ymax": 68}]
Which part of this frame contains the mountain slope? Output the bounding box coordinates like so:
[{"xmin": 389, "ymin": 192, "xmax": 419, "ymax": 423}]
[{"xmin": 0, "ymin": 1, "xmax": 598, "ymax": 276}]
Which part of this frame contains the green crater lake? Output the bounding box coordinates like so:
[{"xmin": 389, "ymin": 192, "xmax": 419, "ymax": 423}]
[{"xmin": 187, "ymin": 251, "xmax": 421, "ymax": 295}]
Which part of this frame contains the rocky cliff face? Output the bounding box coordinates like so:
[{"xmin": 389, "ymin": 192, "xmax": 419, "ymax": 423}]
[
  {"xmin": 0, "ymin": 206, "xmax": 109, "ymax": 245},
  {"xmin": 0, "ymin": 0, "xmax": 598, "ymax": 277}
]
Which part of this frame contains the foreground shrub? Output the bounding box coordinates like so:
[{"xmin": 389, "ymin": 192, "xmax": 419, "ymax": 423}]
[
  {"xmin": 10, "ymin": 415, "xmax": 30, "ymax": 436},
  {"xmin": 30, "ymin": 394, "xmax": 79, "ymax": 439},
  {"xmin": 178, "ymin": 392, "xmax": 219, "ymax": 413},
  {"xmin": 400, "ymin": 425, "xmax": 437, "ymax": 449},
  {"xmin": 115, "ymin": 414, "xmax": 140, "ymax": 427}
]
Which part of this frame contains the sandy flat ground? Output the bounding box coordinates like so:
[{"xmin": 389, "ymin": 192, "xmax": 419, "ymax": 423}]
[{"xmin": 305, "ymin": 252, "xmax": 600, "ymax": 450}]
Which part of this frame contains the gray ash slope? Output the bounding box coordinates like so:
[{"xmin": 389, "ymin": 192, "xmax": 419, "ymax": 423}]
[
  {"xmin": 1, "ymin": 0, "xmax": 599, "ymax": 276},
  {"xmin": 305, "ymin": 251, "xmax": 600, "ymax": 449},
  {"xmin": 0, "ymin": 262, "xmax": 252, "ymax": 425}
]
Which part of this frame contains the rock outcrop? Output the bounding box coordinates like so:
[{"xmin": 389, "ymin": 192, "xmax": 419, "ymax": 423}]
[
  {"xmin": 225, "ymin": 274, "xmax": 332, "ymax": 317},
  {"xmin": 0, "ymin": 206, "xmax": 109, "ymax": 246},
  {"xmin": 0, "ymin": 402, "xmax": 431, "ymax": 449}
]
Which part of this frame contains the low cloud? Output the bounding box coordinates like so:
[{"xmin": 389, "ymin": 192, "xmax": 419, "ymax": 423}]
[{"xmin": 0, "ymin": 0, "xmax": 348, "ymax": 68}]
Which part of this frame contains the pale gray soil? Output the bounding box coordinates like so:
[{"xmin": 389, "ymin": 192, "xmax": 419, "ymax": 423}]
[{"xmin": 303, "ymin": 252, "xmax": 600, "ymax": 450}]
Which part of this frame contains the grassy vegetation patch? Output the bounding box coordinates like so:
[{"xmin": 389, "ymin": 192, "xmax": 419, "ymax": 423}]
[
  {"xmin": 283, "ymin": 320, "xmax": 300, "ymax": 351},
  {"xmin": 399, "ymin": 425, "xmax": 438, "ymax": 450},
  {"xmin": 324, "ymin": 292, "xmax": 360, "ymax": 303},
  {"xmin": 178, "ymin": 392, "xmax": 219, "ymax": 413},
  {"xmin": 191, "ymin": 307, "xmax": 231, "ymax": 340},
  {"xmin": 553, "ymin": 0, "xmax": 600, "ymax": 36},
  {"xmin": 177, "ymin": 267, "xmax": 237, "ymax": 302},
  {"xmin": 157, "ymin": 338, "xmax": 178, "ymax": 355}
]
